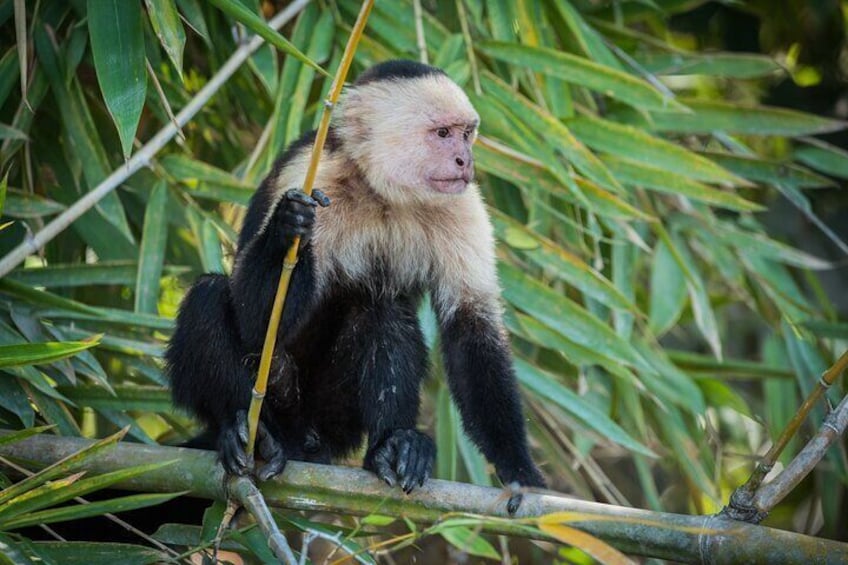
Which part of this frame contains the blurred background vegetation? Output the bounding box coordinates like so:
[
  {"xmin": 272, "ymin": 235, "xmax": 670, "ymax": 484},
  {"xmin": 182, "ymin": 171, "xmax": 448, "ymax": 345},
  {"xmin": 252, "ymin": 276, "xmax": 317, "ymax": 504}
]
[{"xmin": 0, "ymin": 0, "xmax": 846, "ymax": 562}]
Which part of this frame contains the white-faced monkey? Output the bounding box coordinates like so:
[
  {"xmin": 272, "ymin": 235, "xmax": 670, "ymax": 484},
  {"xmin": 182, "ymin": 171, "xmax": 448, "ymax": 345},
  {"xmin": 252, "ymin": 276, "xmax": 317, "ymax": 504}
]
[{"xmin": 166, "ymin": 60, "xmax": 545, "ymax": 514}]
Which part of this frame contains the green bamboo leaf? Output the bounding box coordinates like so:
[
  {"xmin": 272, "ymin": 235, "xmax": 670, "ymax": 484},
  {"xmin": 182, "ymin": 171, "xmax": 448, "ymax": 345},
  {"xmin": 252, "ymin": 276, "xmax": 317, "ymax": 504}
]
[
  {"xmin": 160, "ymin": 154, "xmax": 251, "ymax": 188},
  {"xmin": 709, "ymin": 220, "xmax": 831, "ymax": 270},
  {"xmin": 0, "ymin": 428, "xmax": 128, "ymax": 506},
  {"xmin": 648, "ymin": 238, "xmax": 687, "ymax": 336},
  {"xmin": 8, "ymin": 261, "xmax": 188, "ymax": 288},
  {"xmin": 474, "ymin": 142, "xmax": 651, "ymax": 220},
  {"xmin": 0, "ymin": 171, "xmax": 6, "ymax": 215},
  {"xmin": 568, "ymin": 114, "xmax": 744, "ymax": 185},
  {"xmin": 57, "ymin": 385, "xmax": 171, "ymax": 412},
  {"xmin": 0, "ymin": 426, "xmax": 53, "ymax": 447},
  {"xmin": 176, "ymin": 0, "xmax": 210, "ymax": 45},
  {"xmin": 439, "ymin": 526, "xmax": 500, "ymax": 561},
  {"xmin": 549, "ymin": 0, "xmax": 621, "ymax": 69},
  {"xmin": 601, "ymin": 155, "xmax": 762, "ymax": 211},
  {"xmin": 0, "ymin": 47, "xmax": 19, "ymax": 108},
  {"xmin": 658, "ymin": 408, "xmax": 716, "ymax": 498},
  {"xmin": 135, "ymin": 181, "xmax": 169, "ymax": 314},
  {"xmin": 499, "ymin": 263, "xmax": 645, "ymax": 369},
  {"xmin": 515, "ymin": 359, "xmax": 655, "ymax": 457},
  {"xmin": 697, "ymin": 379, "xmax": 752, "ymax": 417},
  {"xmin": 144, "ymin": 0, "xmax": 186, "ymax": 79},
  {"xmin": 0, "ymin": 380, "xmax": 34, "ymax": 427},
  {"xmin": 480, "ymin": 73, "xmax": 623, "ymax": 194},
  {"xmin": 206, "ymin": 0, "xmax": 327, "ymax": 76},
  {"xmin": 667, "ymin": 350, "xmax": 793, "ymax": 380},
  {"xmin": 0, "ymin": 279, "xmax": 101, "ymax": 315},
  {"xmin": 0, "ymin": 461, "xmax": 175, "ymax": 520},
  {"xmin": 23, "ymin": 542, "xmax": 169, "ymax": 565},
  {"xmin": 88, "ymin": 0, "xmax": 147, "ymax": 159},
  {"xmin": 457, "ymin": 429, "xmax": 491, "ymax": 487},
  {"xmin": 3, "ymin": 188, "xmax": 65, "ymax": 218},
  {"xmin": 667, "ymin": 233, "xmax": 722, "ymax": 359},
  {"xmin": 0, "ymin": 492, "xmax": 184, "ymax": 531},
  {"xmin": 33, "ymin": 27, "xmax": 136, "ymax": 252},
  {"xmin": 0, "ymin": 338, "xmax": 101, "ymax": 369},
  {"xmin": 633, "ymin": 51, "xmax": 781, "ymax": 78},
  {"xmin": 491, "ymin": 210, "xmax": 634, "ymax": 311},
  {"xmin": 614, "ymin": 98, "xmax": 846, "ymax": 136},
  {"xmin": 478, "ymin": 41, "xmax": 686, "ymax": 112},
  {"xmin": 507, "ymin": 311, "xmax": 632, "ymax": 379},
  {"xmin": 703, "ymin": 151, "xmax": 834, "ymax": 189},
  {"xmin": 794, "ymin": 137, "xmax": 848, "ymax": 180},
  {"xmin": 0, "ymin": 123, "xmax": 26, "ymax": 140},
  {"xmin": 435, "ymin": 382, "xmax": 458, "ymax": 481}
]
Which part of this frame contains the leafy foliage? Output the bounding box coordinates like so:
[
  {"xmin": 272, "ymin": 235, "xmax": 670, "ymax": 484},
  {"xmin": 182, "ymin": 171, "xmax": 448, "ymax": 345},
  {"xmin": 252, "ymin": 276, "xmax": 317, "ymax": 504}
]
[{"xmin": 0, "ymin": 0, "xmax": 846, "ymax": 561}]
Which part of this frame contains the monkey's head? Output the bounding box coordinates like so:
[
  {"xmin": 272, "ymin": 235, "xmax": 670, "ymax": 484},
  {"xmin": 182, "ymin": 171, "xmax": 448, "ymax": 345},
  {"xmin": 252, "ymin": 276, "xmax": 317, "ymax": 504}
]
[{"xmin": 336, "ymin": 60, "xmax": 480, "ymax": 204}]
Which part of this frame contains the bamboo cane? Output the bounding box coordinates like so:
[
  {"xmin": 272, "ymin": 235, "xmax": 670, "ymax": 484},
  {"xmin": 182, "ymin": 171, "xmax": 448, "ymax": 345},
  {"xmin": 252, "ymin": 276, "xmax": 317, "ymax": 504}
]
[{"xmin": 244, "ymin": 0, "xmax": 375, "ymax": 457}]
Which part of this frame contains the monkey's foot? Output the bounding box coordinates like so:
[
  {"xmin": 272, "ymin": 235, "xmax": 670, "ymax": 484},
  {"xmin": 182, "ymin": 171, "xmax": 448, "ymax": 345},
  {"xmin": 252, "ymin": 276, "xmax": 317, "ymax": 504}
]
[
  {"xmin": 500, "ymin": 466, "xmax": 546, "ymax": 516},
  {"xmin": 365, "ymin": 429, "xmax": 435, "ymax": 494},
  {"xmin": 218, "ymin": 410, "xmax": 287, "ymax": 481}
]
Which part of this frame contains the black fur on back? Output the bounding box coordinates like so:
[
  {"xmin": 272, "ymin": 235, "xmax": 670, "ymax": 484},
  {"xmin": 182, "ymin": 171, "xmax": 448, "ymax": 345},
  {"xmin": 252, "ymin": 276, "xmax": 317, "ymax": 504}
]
[{"xmin": 354, "ymin": 59, "xmax": 445, "ymax": 86}]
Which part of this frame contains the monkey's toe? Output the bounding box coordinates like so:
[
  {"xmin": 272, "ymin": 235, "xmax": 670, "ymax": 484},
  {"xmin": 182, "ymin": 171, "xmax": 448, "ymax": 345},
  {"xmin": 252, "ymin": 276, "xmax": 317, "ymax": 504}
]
[
  {"xmin": 367, "ymin": 429, "xmax": 434, "ymax": 494},
  {"xmin": 218, "ymin": 417, "xmax": 251, "ymax": 476},
  {"xmin": 506, "ymin": 482, "xmax": 524, "ymax": 516}
]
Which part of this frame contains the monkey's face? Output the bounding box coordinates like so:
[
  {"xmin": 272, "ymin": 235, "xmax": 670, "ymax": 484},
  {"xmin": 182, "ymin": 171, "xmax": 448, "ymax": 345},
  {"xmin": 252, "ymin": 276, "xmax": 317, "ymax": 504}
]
[
  {"xmin": 421, "ymin": 121, "xmax": 477, "ymax": 195},
  {"xmin": 337, "ymin": 73, "xmax": 480, "ymax": 204}
]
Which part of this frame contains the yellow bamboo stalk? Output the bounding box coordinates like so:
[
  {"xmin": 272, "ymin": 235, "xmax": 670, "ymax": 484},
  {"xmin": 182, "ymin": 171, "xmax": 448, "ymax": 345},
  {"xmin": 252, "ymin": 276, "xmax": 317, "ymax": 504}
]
[{"xmin": 245, "ymin": 0, "xmax": 375, "ymax": 457}]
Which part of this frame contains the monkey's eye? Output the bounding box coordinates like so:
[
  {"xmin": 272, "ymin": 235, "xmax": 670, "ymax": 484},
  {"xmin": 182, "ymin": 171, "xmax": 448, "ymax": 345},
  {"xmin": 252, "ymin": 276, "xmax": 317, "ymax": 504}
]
[
  {"xmin": 436, "ymin": 127, "xmax": 450, "ymax": 138},
  {"xmin": 463, "ymin": 129, "xmax": 471, "ymax": 140}
]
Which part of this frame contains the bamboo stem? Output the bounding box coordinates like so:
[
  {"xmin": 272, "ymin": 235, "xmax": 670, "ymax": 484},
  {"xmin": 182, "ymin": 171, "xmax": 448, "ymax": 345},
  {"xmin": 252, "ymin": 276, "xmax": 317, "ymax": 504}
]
[
  {"xmin": 0, "ymin": 0, "xmax": 312, "ymax": 278},
  {"xmin": 1, "ymin": 434, "xmax": 846, "ymax": 564},
  {"xmin": 245, "ymin": 0, "xmax": 374, "ymax": 457},
  {"xmin": 723, "ymin": 349, "xmax": 848, "ymax": 522}
]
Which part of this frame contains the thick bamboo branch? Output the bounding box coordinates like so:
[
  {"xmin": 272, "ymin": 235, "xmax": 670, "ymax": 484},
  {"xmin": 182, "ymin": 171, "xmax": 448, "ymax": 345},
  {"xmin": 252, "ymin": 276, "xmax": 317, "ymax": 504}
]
[
  {"xmin": 0, "ymin": 0, "xmax": 312, "ymax": 278},
  {"xmin": 1, "ymin": 434, "xmax": 846, "ymax": 564}
]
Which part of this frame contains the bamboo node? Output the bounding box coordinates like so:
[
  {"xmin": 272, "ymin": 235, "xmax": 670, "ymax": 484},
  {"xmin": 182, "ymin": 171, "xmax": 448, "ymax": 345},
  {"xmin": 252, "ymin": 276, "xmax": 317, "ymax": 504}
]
[
  {"xmin": 323, "ymin": 99, "xmax": 334, "ymax": 110},
  {"xmin": 251, "ymin": 389, "xmax": 266, "ymax": 400}
]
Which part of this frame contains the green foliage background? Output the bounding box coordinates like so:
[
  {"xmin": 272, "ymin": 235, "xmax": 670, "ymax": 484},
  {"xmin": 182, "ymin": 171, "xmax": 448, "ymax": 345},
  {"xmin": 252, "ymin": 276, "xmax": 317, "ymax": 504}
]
[{"xmin": 0, "ymin": 0, "xmax": 846, "ymax": 561}]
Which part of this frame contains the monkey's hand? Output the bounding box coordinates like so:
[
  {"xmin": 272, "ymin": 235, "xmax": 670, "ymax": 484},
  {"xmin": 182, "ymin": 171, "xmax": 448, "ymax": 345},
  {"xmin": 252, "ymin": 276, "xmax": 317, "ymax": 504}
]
[
  {"xmin": 499, "ymin": 465, "xmax": 546, "ymax": 516},
  {"xmin": 218, "ymin": 410, "xmax": 287, "ymax": 481},
  {"xmin": 273, "ymin": 188, "xmax": 330, "ymax": 246},
  {"xmin": 364, "ymin": 429, "xmax": 435, "ymax": 494}
]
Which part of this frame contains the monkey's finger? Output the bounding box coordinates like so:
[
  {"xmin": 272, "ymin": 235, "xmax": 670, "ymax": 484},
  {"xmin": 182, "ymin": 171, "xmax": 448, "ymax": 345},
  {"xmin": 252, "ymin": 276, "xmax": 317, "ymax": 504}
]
[
  {"xmin": 400, "ymin": 448, "xmax": 419, "ymax": 494},
  {"xmin": 257, "ymin": 451, "xmax": 287, "ymax": 482},
  {"xmin": 311, "ymin": 189, "xmax": 331, "ymax": 207},
  {"xmin": 219, "ymin": 426, "xmax": 250, "ymax": 475},
  {"xmin": 373, "ymin": 445, "xmax": 397, "ymax": 487},
  {"xmin": 413, "ymin": 448, "xmax": 433, "ymax": 488},
  {"xmin": 395, "ymin": 439, "xmax": 412, "ymax": 479},
  {"xmin": 235, "ymin": 410, "xmax": 249, "ymax": 446},
  {"xmin": 285, "ymin": 188, "xmax": 318, "ymax": 207}
]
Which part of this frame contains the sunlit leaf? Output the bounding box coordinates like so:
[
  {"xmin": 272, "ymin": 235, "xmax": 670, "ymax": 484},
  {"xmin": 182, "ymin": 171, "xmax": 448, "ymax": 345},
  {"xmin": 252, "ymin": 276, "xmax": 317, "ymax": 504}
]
[
  {"xmin": 0, "ymin": 338, "xmax": 101, "ymax": 369},
  {"xmin": 438, "ymin": 526, "xmax": 500, "ymax": 561}
]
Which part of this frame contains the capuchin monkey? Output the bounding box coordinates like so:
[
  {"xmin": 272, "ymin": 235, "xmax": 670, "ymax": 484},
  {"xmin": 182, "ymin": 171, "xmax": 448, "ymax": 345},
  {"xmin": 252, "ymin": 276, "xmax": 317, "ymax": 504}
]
[{"xmin": 166, "ymin": 60, "xmax": 545, "ymax": 514}]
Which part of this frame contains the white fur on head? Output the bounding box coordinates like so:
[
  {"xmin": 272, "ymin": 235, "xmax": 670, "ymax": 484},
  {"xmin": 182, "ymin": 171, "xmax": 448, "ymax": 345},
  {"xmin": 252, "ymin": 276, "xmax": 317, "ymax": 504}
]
[{"xmin": 335, "ymin": 73, "xmax": 479, "ymax": 204}]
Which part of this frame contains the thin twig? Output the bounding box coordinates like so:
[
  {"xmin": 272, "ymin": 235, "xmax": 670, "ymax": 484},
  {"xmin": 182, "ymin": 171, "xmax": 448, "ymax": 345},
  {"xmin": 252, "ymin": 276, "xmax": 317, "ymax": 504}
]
[
  {"xmin": 413, "ymin": 0, "xmax": 428, "ymax": 64},
  {"xmin": 145, "ymin": 59, "xmax": 185, "ymax": 143},
  {"xmin": 455, "ymin": 0, "xmax": 481, "ymax": 94},
  {"xmin": 0, "ymin": 0, "xmax": 312, "ymax": 278},
  {"xmin": 751, "ymin": 394, "xmax": 848, "ymax": 519},
  {"xmin": 723, "ymin": 350, "xmax": 848, "ymax": 522}
]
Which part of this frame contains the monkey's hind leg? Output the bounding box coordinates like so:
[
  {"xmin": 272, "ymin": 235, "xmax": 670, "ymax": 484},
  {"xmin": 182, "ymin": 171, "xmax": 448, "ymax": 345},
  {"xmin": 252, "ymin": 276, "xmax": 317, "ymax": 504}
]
[{"xmin": 166, "ymin": 274, "xmax": 286, "ymax": 480}]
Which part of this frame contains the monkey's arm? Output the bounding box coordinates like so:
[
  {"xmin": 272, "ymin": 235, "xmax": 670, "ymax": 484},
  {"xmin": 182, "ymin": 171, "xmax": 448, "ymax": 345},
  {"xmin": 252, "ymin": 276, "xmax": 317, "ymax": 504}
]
[
  {"xmin": 230, "ymin": 189, "xmax": 328, "ymax": 352},
  {"xmin": 439, "ymin": 304, "xmax": 545, "ymax": 510}
]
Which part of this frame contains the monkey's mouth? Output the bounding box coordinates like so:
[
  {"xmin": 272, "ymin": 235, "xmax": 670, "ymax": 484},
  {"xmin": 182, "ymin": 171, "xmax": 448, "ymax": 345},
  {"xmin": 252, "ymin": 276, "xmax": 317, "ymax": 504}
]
[{"xmin": 430, "ymin": 175, "xmax": 472, "ymax": 194}]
